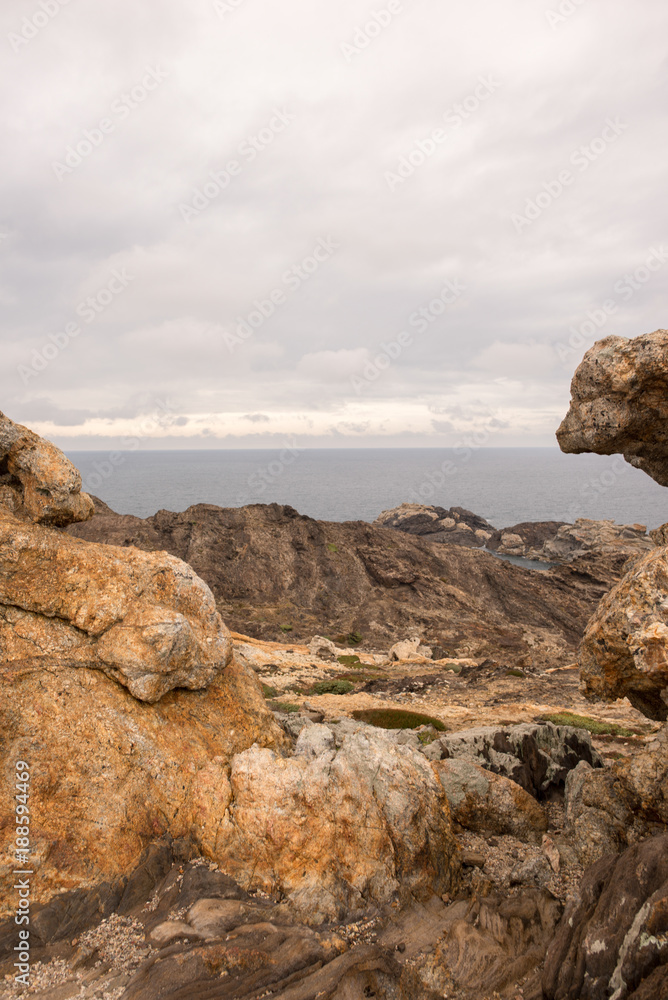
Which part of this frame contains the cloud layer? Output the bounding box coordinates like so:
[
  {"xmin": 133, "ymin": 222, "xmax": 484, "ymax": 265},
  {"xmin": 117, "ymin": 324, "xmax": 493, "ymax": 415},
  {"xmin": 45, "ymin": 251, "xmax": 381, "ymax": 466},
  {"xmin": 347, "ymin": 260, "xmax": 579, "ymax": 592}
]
[{"xmin": 1, "ymin": 0, "xmax": 666, "ymax": 449}]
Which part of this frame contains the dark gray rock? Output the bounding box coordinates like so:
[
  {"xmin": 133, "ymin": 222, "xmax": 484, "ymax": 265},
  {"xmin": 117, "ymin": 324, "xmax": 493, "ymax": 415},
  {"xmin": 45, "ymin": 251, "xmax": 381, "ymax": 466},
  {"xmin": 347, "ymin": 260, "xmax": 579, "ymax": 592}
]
[
  {"xmin": 543, "ymin": 833, "xmax": 668, "ymax": 1000},
  {"xmin": 432, "ymin": 722, "xmax": 604, "ymax": 798}
]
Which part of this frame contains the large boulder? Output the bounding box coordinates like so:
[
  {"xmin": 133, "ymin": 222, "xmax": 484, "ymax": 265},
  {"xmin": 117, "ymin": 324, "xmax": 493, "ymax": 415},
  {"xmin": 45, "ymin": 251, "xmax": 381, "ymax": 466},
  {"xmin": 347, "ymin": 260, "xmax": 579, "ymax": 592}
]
[
  {"xmin": 557, "ymin": 329, "xmax": 668, "ymax": 486},
  {"xmin": 0, "ymin": 409, "xmax": 94, "ymax": 525},
  {"xmin": 434, "ymin": 757, "xmax": 548, "ymax": 842},
  {"xmin": 0, "ymin": 655, "xmax": 286, "ymax": 914},
  {"xmin": 579, "ymin": 546, "xmax": 668, "ymax": 720},
  {"xmin": 204, "ymin": 725, "xmax": 461, "ymax": 924},
  {"xmin": 564, "ymin": 724, "xmax": 668, "ymax": 866},
  {"xmin": 0, "ymin": 411, "xmax": 232, "ymax": 703},
  {"xmin": 0, "ymin": 510, "xmax": 233, "ymax": 702},
  {"xmin": 543, "ymin": 833, "xmax": 668, "ymax": 1000}
]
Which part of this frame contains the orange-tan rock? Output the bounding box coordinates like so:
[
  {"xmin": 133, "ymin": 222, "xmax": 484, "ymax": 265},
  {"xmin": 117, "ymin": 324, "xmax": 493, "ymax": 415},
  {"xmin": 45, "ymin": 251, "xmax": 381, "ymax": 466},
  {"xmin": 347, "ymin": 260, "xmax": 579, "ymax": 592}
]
[
  {"xmin": 0, "ymin": 409, "xmax": 93, "ymax": 525},
  {"xmin": 0, "ymin": 507, "xmax": 233, "ymax": 702},
  {"xmin": 0, "ymin": 655, "xmax": 286, "ymax": 914},
  {"xmin": 557, "ymin": 328, "xmax": 668, "ymax": 486},
  {"xmin": 579, "ymin": 546, "xmax": 668, "ymax": 720}
]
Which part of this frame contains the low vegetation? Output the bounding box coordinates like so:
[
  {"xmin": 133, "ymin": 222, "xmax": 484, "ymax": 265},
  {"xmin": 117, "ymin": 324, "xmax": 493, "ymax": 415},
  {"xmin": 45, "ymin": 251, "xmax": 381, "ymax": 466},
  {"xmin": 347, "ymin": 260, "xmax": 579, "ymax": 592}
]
[
  {"xmin": 541, "ymin": 711, "xmax": 637, "ymax": 737},
  {"xmin": 311, "ymin": 680, "xmax": 355, "ymax": 696},
  {"xmin": 352, "ymin": 708, "xmax": 446, "ymax": 731}
]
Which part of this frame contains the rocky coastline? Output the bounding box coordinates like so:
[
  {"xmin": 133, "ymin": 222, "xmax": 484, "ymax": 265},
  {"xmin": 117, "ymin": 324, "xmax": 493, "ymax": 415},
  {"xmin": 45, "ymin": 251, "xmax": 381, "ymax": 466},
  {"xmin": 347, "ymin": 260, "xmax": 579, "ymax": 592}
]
[{"xmin": 1, "ymin": 329, "xmax": 668, "ymax": 999}]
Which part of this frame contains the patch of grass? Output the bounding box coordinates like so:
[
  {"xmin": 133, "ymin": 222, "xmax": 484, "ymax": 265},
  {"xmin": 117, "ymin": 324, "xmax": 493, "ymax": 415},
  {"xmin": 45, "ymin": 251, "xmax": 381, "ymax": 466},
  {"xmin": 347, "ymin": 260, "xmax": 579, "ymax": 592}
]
[
  {"xmin": 326, "ymin": 543, "xmax": 339, "ymax": 553},
  {"xmin": 335, "ymin": 671, "xmax": 388, "ymax": 684},
  {"xmin": 417, "ymin": 731, "xmax": 438, "ymax": 745},
  {"xmin": 261, "ymin": 684, "xmax": 278, "ymax": 699},
  {"xmin": 311, "ymin": 680, "xmax": 355, "ymax": 696},
  {"xmin": 506, "ymin": 669, "xmax": 526, "ymax": 678},
  {"xmin": 279, "ymin": 624, "xmax": 293, "ymax": 633},
  {"xmin": 541, "ymin": 712, "xmax": 636, "ymax": 737},
  {"xmin": 443, "ymin": 662, "xmax": 462, "ymax": 674},
  {"xmin": 352, "ymin": 708, "xmax": 446, "ymax": 732},
  {"xmin": 337, "ymin": 654, "xmax": 361, "ymax": 667},
  {"xmin": 269, "ymin": 701, "xmax": 300, "ymax": 714}
]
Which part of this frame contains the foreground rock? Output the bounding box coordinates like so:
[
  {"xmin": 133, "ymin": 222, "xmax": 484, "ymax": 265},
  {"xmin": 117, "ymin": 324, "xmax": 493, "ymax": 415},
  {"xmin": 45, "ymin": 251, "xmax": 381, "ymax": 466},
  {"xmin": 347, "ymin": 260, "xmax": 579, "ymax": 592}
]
[
  {"xmin": 209, "ymin": 725, "xmax": 460, "ymax": 923},
  {"xmin": 0, "ymin": 842, "xmax": 562, "ymax": 1000},
  {"xmin": 557, "ymin": 328, "xmax": 668, "ymax": 486},
  {"xmin": 564, "ymin": 723, "xmax": 668, "ymax": 866},
  {"xmin": 67, "ymin": 497, "xmax": 621, "ymax": 670},
  {"xmin": 0, "ymin": 655, "xmax": 285, "ymax": 912},
  {"xmin": 543, "ymin": 833, "xmax": 668, "ymax": 1000},
  {"xmin": 579, "ymin": 545, "xmax": 668, "ymax": 720}
]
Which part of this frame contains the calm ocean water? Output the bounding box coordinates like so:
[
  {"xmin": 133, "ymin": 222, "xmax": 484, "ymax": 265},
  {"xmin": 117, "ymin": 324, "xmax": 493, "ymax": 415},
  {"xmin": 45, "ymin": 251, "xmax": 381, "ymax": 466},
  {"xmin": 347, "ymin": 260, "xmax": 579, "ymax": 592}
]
[{"xmin": 65, "ymin": 448, "xmax": 668, "ymax": 530}]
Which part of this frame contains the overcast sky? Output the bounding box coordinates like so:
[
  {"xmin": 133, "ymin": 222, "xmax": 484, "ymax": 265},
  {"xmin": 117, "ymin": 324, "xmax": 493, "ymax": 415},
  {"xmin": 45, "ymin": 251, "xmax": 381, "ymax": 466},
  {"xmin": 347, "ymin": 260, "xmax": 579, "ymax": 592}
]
[{"xmin": 1, "ymin": 0, "xmax": 666, "ymax": 450}]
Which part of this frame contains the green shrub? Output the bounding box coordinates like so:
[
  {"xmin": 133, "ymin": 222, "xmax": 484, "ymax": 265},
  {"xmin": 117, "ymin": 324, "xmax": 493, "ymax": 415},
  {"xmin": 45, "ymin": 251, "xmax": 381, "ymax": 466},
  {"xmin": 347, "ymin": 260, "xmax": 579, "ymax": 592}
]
[
  {"xmin": 261, "ymin": 684, "xmax": 278, "ymax": 699},
  {"xmin": 443, "ymin": 662, "xmax": 462, "ymax": 674},
  {"xmin": 337, "ymin": 654, "xmax": 361, "ymax": 667},
  {"xmin": 506, "ymin": 669, "xmax": 526, "ymax": 678},
  {"xmin": 541, "ymin": 712, "xmax": 636, "ymax": 737},
  {"xmin": 269, "ymin": 701, "xmax": 300, "ymax": 714},
  {"xmin": 326, "ymin": 543, "xmax": 339, "ymax": 553},
  {"xmin": 279, "ymin": 624, "xmax": 293, "ymax": 633},
  {"xmin": 311, "ymin": 680, "xmax": 355, "ymax": 696},
  {"xmin": 351, "ymin": 708, "xmax": 446, "ymax": 731}
]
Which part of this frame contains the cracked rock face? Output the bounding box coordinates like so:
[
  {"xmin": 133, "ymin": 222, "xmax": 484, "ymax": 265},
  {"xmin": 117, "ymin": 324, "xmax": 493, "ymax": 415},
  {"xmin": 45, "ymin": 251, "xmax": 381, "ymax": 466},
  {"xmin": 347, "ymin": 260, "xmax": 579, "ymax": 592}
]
[{"xmin": 557, "ymin": 329, "xmax": 668, "ymax": 486}]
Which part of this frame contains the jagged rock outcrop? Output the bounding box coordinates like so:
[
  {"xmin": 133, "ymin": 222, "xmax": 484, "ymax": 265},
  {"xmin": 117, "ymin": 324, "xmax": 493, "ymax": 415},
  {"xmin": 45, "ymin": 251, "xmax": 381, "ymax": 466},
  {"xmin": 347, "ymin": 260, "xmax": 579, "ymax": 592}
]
[
  {"xmin": 67, "ymin": 497, "xmax": 621, "ymax": 670},
  {"xmin": 489, "ymin": 518, "xmax": 653, "ymax": 567},
  {"xmin": 374, "ymin": 502, "xmax": 494, "ymax": 547},
  {"xmin": 557, "ymin": 328, "xmax": 668, "ymax": 486},
  {"xmin": 543, "ymin": 833, "xmax": 668, "ymax": 1000},
  {"xmin": 424, "ymin": 722, "xmax": 603, "ymax": 798},
  {"xmin": 579, "ymin": 546, "xmax": 668, "ymax": 720}
]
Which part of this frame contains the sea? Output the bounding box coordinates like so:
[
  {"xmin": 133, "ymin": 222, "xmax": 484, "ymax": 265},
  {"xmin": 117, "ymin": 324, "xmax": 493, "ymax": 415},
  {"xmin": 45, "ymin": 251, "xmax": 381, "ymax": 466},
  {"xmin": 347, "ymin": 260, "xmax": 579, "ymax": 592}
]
[{"xmin": 66, "ymin": 447, "xmax": 668, "ymax": 531}]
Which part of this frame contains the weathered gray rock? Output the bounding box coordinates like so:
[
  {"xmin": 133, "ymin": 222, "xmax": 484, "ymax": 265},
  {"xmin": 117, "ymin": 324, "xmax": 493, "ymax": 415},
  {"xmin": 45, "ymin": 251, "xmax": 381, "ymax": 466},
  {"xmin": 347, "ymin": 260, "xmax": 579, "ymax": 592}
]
[
  {"xmin": 543, "ymin": 833, "xmax": 668, "ymax": 1000},
  {"xmin": 432, "ymin": 722, "xmax": 603, "ymax": 797},
  {"xmin": 207, "ymin": 729, "xmax": 461, "ymax": 924},
  {"xmin": 434, "ymin": 757, "xmax": 548, "ymax": 842},
  {"xmin": 564, "ymin": 725, "xmax": 668, "ymax": 866}
]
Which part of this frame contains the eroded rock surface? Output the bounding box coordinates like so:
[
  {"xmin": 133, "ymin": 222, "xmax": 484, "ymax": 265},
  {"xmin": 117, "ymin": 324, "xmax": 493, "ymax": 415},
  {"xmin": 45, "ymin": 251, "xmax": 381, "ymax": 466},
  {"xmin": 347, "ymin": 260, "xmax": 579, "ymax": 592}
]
[
  {"xmin": 208, "ymin": 726, "xmax": 460, "ymax": 923},
  {"xmin": 557, "ymin": 328, "xmax": 668, "ymax": 486},
  {"xmin": 434, "ymin": 757, "xmax": 548, "ymax": 843},
  {"xmin": 543, "ymin": 833, "xmax": 668, "ymax": 1000},
  {"xmin": 0, "ymin": 656, "xmax": 285, "ymax": 912}
]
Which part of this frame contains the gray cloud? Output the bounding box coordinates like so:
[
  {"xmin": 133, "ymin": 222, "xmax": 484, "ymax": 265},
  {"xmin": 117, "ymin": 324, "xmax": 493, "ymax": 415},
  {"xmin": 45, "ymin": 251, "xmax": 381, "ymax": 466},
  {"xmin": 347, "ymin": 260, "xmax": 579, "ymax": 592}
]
[{"xmin": 1, "ymin": 0, "xmax": 666, "ymax": 449}]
